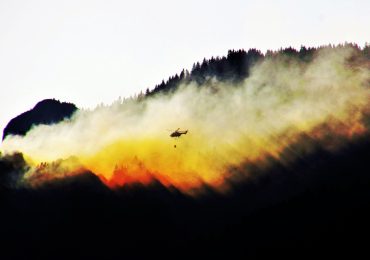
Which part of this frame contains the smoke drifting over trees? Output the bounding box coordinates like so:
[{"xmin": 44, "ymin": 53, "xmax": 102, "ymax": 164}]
[{"xmin": 0, "ymin": 44, "xmax": 370, "ymax": 259}]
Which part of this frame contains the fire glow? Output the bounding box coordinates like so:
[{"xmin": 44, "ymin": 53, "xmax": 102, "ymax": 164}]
[{"xmin": 2, "ymin": 47, "xmax": 369, "ymax": 193}]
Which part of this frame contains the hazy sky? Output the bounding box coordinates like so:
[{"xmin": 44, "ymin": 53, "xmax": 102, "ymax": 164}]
[{"xmin": 0, "ymin": 0, "xmax": 369, "ymax": 134}]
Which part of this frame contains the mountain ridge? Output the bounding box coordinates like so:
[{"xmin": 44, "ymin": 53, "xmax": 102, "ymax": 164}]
[{"xmin": 2, "ymin": 98, "xmax": 77, "ymax": 140}]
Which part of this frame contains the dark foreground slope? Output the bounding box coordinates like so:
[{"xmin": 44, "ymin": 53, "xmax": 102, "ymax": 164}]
[
  {"xmin": 2, "ymin": 99, "xmax": 77, "ymax": 140},
  {"xmin": 1, "ymin": 44, "xmax": 369, "ymax": 259},
  {"xmin": 1, "ymin": 137, "xmax": 370, "ymax": 259}
]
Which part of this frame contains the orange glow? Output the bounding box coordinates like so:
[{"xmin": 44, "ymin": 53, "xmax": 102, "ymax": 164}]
[
  {"xmin": 20, "ymin": 115, "xmax": 369, "ymax": 193},
  {"xmin": 2, "ymin": 46, "xmax": 369, "ymax": 193}
]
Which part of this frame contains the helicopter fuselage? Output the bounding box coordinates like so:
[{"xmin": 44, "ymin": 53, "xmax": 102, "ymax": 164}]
[{"xmin": 170, "ymin": 130, "xmax": 188, "ymax": 138}]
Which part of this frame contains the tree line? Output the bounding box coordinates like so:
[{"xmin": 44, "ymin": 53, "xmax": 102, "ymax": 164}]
[{"xmin": 146, "ymin": 43, "xmax": 369, "ymax": 96}]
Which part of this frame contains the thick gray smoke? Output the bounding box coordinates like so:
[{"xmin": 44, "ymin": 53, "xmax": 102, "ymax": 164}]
[{"xmin": 1, "ymin": 46, "xmax": 369, "ymax": 192}]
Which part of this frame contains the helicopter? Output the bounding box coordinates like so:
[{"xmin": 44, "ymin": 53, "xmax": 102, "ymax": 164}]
[{"xmin": 170, "ymin": 128, "xmax": 188, "ymax": 138}]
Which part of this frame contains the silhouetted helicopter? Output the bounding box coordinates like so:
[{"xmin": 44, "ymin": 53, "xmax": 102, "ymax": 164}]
[{"xmin": 170, "ymin": 128, "xmax": 188, "ymax": 138}]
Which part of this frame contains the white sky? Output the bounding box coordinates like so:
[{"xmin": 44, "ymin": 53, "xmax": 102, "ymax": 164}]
[{"xmin": 0, "ymin": 0, "xmax": 369, "ymax": 134}]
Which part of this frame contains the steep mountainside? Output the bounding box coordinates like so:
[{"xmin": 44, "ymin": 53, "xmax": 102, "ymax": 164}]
[{"xmin": 2, "ymin": 99, "xmax": 77, "ymax": 140}]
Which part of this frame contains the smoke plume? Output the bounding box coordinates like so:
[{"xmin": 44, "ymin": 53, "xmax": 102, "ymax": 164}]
[{"xmin": 1, "ymin": 46, "xmax": 369, "ymax": 193}]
